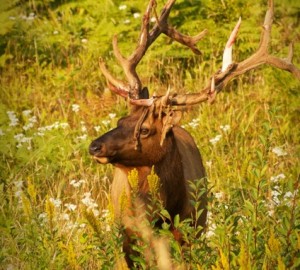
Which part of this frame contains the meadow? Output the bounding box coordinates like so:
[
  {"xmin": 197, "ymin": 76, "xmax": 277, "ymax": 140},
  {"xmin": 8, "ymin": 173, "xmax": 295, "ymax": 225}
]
[{"xmin": 0, "ymin": 0, "xmax": 299, "ymax": 269}]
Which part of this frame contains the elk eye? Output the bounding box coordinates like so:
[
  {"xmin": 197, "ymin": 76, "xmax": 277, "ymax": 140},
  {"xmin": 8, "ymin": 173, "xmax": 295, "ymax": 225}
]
[{"xmin": 140, "ymin": 127, "xmax": 150, "ymax": 136}]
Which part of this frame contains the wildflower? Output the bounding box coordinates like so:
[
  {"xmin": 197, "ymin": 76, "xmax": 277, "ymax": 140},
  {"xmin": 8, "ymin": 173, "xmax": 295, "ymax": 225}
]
[
  {"xmin": 7, "ymin": 111, "xmax": 19, "ymax": 126},
  {"xmin": 101, "ymin": 209, "xmax": 109, "ymax": 219},
  {"xmin": 205, "ymin": 160, "xmax": 212, "ymax": 167},
  {"xmin": 27, "ymin": 13, "xmax": 35, "ymax": 21},
  {"xmin": 81, "ymin": 38, "xmax": 88, "ymax": 43},
  {"xmin": 272, "ymin": 146, "xmax": 287, "ymax": 157},
  {"xmin": 79, "ymin": 223, "xmax": 86, "ymax": 228},
  {"xmin": 271, "ymin": 189, "xmax": 281, "ymax": 205},
  {"xmin": 124, "ymin": 19, "xmax": 131, "ymax": 24},
  {"xmin": 188, "ymin": 118, "xmax": 200, "ymax": 129},
  {"xmin": 60, "ymin": 123, "xmax": 69, "ymax": 129},
  {"xmin": 283, "ymin": 191, "xmax": 298, "ymax": 207},
  {"xmin": 38, "ymin": 212, "xmax": 48, "ymax": 222},
  {"xmin": 215, "ymin": 191, "xmax": 225, "ymax": 200},
  {"xmin": 209, "ymin": 134, "xmax": 222, "ymax": 145},
  {"xmin": 81, "ymin": 192, "xmax": 98, "ymax": 210},
  {"xmin": 70, "ymin": 179, "xmax": 86, "ymax": 188},
  {"xmin": 92, "ymin": 209, "xmax": 100, "ymax": 217},
  {"xmin": 22, "ymin": 110, "xmax": 32, "ymax": 117},
  {"xmin": 65, "ymin": 203, "xmax": 77, "ymax": 211},
  {"xmin": 206, "ymin": 222, "xmax": 216, "ymax": 238},
  {"xmin": 270, "ymin": 173, "xmax": 286, "ymax": 184},
  {"xmin": 94, "ymin": 126, "xmax": 101, "ymax": 132},
  {"xmin": 77, "ymin": 134, "xmax": 87, "ymax": 141},
  {"xmin": 102, "ymin": 120, "xmax": 110, "ymax": 126},
  {"xmin": 71, "ymin": 104, "xmax": 80, "ymax": 113},
  {"xmin": 14, "ymin": 133, "xmax": 32, "ymax": 148},
  {"xmin": 220, "ymin": 124, "xmax": 230, "ymax": 132},
  {"xmin": 133, "ymin": 12, "xmax": 141, "ymax": 19},
  {"xmin": 0, "ymin": 129, "xmax": 4, "ymax": 136},
  {"xmin": 53, "ymin": 30, "xmax": 59, "ymax": 35},
  {"xmin": 147, "ymin": 166, "xmax": 160, "ymax": 195},
  {"xmin": 150, "ymin": 17, "xmax": 156, "ymax": 23},
  {"xmin": 49, "ymin": 198, "xmax": 62, "ymax": 208},
  {"xmin": 109, "ymin": 113, "xmax": 116, "ymax": 119},
  {"xmin": 119, "ymin": 4, "xmax": 127, "ymax": 10},
  {"xmin": 60, "ymin": 213, "xmax": 70, "ymax": 221}
]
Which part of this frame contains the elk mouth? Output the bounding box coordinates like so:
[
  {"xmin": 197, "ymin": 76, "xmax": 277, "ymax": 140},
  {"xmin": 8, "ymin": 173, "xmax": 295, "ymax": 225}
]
[{"xmin": 93, "ymin": 156, "xmax": 111, "ymax": 164}]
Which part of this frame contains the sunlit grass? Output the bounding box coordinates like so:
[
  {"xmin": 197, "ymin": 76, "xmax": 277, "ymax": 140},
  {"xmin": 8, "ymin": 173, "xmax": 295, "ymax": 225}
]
[
  {"xmin": 1, "ymin": 60, "xmax": 299, "ymax": 268},
  {"xmin": 1, "ymin": 0, "xmax": 300, "ymax": 267}
]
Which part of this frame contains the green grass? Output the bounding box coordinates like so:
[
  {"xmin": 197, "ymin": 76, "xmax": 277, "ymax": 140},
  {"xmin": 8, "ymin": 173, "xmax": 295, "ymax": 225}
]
[{"xmin": 1, "ymin": 64, "xmax": 299, "ymax": 269}]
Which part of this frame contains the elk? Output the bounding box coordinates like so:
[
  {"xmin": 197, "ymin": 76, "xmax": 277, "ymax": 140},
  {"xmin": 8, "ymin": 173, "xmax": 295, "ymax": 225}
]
[{"xmin": 89, "ymin": 0, "xmax": 299, "ymax": 266}]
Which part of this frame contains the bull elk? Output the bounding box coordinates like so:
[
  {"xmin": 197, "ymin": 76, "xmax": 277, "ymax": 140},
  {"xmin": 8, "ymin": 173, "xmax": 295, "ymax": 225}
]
[{"xmin": 89, "ymin": 0, "xmax": 299, "ymax": 266}]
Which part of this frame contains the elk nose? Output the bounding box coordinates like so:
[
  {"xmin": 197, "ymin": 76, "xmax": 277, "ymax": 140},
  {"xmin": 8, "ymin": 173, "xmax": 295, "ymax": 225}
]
[{"xmin": 89, "ymin": 141, "xmax": 104, "ymax": 155}]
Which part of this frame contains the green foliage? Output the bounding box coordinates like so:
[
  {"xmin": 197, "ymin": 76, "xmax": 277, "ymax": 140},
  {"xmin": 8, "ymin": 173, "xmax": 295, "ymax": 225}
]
[{"xmin": 0, "ymin": 0, "xmax": 299, "ymax": 269}]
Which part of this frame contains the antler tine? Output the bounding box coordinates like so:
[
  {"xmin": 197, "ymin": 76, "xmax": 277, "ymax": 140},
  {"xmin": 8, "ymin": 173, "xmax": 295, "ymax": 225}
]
[
  {"xmin": 149, "ymin": 0, "xmax": 208, "ymax": 55},
  {"xmin": 170, "ymin": 0, "xmax": 300, "ymax": 106}
]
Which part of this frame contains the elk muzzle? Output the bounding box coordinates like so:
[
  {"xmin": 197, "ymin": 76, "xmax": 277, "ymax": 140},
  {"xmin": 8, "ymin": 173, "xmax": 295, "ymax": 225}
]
[{"xmin": 89, "ymin": 140, "xmax": 112, "ymax": 164}]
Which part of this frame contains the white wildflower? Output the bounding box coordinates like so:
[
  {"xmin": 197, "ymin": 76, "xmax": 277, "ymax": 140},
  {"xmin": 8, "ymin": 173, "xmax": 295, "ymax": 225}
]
[
  {"xmin": 124, "ymin": 19, "xmax": 131, "ymax": 24},
  {"xmin": 205, "ymin": 160, "xmax": 212, "ymax": 168},
  {"xmin": 270, "ymin": 173, "xmax": 286, "ymax": 183},
  {"xmin": 94, "ymin": 126, "xmax": 101, "ymax": 132},
  {"xmin": 60, "ymin": 122, "xmax": 69, "ymax": 129},
  {"xmin": 101, "ymin": 209, "xmax": 109, "ymax": 219},
  {"xmin": 65, "ymin": 203, "xmax": 77, "ymax": 211},
  {"xmin": 77, "ymin": 134, "xmax": 87, "ymax": 141},
  {"xmin": 220, "ymin": 124, "xmax": 230, "ymax": 132},
  {"xmin": 60, "ymin": 213, "xmax": 70, "ymax": 221},
  {"xmin": 49, "ymin": 198, "xmax": 62, "ymax": 208},
  {"xmin": 206, "ymin": 223, "xmax": 216, "ymax": 238},
  {"xmin": 92, "ymin": 209, "xmax": 100, "ymax": 217},
  {"xmin": 119, "ymin": 4, "xmax": 127, "ymax": 10},
  {"xmin": 81, "ymin": 192, "xmax": 98, "ymax": 212},
  {"xmin": 109, "ymin": 113, "xmax": 116, "ymax": 119},
  {"xmin": 14, "ymin": 133, "xmax": 24, "ymax": 142},
  {"xmin": 38, "ymin": 212, "xmax": 48, "ymax": 222},
  {"xmin": 188, "ymin": 119, "xmax": 199, "ymax": 129},
  {"xmin": 81, "ymin": 38, "xmax": 88, "ymax": 43},
  {"xmin": 79, "ymin": 223, "xmax": 86, "ymax": 228},
  {"xmin": 22, "ymin": 110, "xmax": 32, "ymax": 117},
  {"xmin": 209, "ymin": 134, "xmax": 222, "ymax": 145},
  {"xmin": 271, "ymin": 189, "xmax": 281, "ymax": 205},
  {"xmin": 70, "ymin": 179, "xmax": 86, "ymax": 188},
  {"xmin": 215, "ymin": 191, "xmax": 225, "ymax": 200},
  {"xmin": 150, "ymin": 17, "xmax": 156, "ymax": 23},
  {"xmin": 53, "ymin": 30, "xmax": 59, "ymax": 35},
  {"xmin": 133, "ymin": 12, "xmax": 140, "ymax": 19},
  {"xmin": 272, "ymin": 146, "xmax": 287, "ymax": 157},
  {"xmin": 7, "ymin": 111, "xmax": 19, "ymax": 126},
  {"xmin": 72, "ymin": 104, "xmax": 80, "ymax": 113},
  {"xmin": 283, "ymin": 190, "xmax": 298, "ymax": 207},
  {"xmin": 102, "ymin": 120, "xmax": 111, "ymax": 126}
]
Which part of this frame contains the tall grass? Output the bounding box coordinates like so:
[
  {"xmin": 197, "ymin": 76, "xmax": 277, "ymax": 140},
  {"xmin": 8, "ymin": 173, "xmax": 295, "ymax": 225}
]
[{"xmin": 1, "ymin": 0, "xmax": 300, "ymax": 269}]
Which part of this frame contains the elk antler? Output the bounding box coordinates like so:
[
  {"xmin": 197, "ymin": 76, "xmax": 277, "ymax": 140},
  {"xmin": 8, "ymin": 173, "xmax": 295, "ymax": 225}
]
[
  {"xmin": 99, "ymin": 0, "xmax": 208, "ymax": 100},
  {"xmin": 168, "ymin": 0, "xmax": 300, "ymax": 106}
]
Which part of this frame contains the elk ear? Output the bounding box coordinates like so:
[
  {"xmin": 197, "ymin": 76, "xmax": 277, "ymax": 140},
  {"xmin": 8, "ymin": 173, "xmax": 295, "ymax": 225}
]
[{"xmin": 160, "ymin": 110, "xmax": 182, "ymax": 146}]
